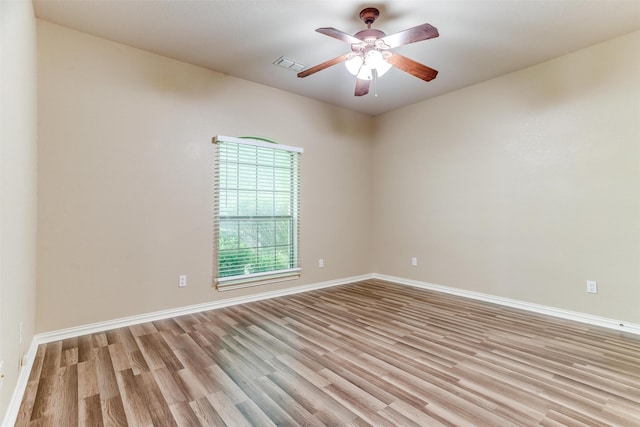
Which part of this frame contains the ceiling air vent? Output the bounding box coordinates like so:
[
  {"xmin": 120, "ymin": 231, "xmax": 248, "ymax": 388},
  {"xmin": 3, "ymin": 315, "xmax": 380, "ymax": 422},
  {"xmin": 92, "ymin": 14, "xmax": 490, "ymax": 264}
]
[{"xmin": 273, "ymin": 56, "xmax": 306, "ymax": 73}]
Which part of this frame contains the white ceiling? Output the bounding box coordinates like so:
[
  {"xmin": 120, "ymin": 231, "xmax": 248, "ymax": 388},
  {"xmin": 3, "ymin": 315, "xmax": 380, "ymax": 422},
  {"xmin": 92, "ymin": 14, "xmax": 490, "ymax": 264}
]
[{"xmin": 33, "ymin": 0, "xmax": 640, "ymax": 116}]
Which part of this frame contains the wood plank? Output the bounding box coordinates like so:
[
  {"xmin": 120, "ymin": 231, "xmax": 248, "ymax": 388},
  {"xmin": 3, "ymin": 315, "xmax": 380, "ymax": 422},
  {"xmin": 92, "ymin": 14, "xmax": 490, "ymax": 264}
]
[
  {"xmin": 79, "ymin": 394, "xmax": 103, "ymax": 427},
  {"xmin": 189, "ymin": 396, "xmax": 227, "ymax": 426},
  {"xmin": 100, "ymin": 396, "xmax": 127, "ymax": 427},
  {"xmin": 114, "ymin": 368, "xmax": 154, "ymax": 426}
]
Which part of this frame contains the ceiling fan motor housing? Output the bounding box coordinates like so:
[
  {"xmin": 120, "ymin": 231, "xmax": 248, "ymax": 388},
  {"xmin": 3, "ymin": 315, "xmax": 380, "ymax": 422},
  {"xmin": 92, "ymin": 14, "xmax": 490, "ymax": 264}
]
[
  {"xmin": 353, "ymin": 28, "xmax": 386, "ymax": 42},
  {"xmin": 354, "ymin": 9, "xmax": 387, "ymax": 50}
]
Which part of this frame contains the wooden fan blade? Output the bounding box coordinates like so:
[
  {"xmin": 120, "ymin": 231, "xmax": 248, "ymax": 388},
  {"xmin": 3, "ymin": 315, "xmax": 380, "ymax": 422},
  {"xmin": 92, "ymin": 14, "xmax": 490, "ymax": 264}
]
[
  {"xmin": 316, "ymin": 27, "xmax": 363, "ymax": 45},
  {"xmin": 297, "ymin": 54, "xmax": 350, "ymax": 78},
  {"xmin": 380, "ymin": 23, "xmax": 439, "ymax": 48},
  {"xmin": 386, "ymin": 53, "xmax": 438, "ymax": 82},
  {"xmin": 355, "ymin": 78, "xmax": 370, "ymax": 96}
]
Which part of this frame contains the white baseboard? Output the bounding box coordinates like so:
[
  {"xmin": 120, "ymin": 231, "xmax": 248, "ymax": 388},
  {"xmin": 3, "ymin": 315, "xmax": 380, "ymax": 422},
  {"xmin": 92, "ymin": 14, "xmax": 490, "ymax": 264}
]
[
  {"xmin": 33, "ymin": 273, "xmax": 374, "ymax": 344},
  {"xmin": 373, "ymin": 273, "xmax": 640, "ymax": 336},
  {"xmin": 5, "ymin": 271, "xmax": 638, "ymax": 427},
  {"xmin": 1, "ymin": 339, "xmax": 39, "ymax": 427}
]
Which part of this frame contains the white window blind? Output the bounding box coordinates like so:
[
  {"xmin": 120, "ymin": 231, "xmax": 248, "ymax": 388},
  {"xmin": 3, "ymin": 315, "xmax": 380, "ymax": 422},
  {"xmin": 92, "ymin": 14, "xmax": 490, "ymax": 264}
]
[{"xmin": 213, "ymin": 135, "xmax": 302, "ymax": 290}]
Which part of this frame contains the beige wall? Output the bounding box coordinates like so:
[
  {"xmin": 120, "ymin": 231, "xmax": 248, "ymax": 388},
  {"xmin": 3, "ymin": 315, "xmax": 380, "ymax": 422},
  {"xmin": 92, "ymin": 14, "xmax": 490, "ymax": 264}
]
[
  {"xmin": 36, "ymin": 21, "xmax": 373, "ymax": 332},
  {"xmin": 373, "ymin": 31, "xmax": 640, "ymax": 323},
  {"xmin": 0, "ymin": 0, "xmax": 38, "ymax": 418},
  {"xmin": 36, "ymin": 18, "xmax": 640, "ymax": 334}
]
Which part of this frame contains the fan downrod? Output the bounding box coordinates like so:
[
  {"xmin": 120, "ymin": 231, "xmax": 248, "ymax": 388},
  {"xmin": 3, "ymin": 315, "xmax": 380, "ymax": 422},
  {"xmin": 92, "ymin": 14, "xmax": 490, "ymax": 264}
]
[{"xmin": 359, "ymin": 8, "xmax": 379, "ymax": 27}]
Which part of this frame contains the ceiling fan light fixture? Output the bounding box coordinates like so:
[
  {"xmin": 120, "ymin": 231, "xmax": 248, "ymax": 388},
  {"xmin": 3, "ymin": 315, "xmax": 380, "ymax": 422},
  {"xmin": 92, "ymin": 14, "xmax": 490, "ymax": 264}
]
[
  {"xmin": 364, "ymin": 49, "xmax": 383, "ymax": 68},
  {"xmin": 357, "ymin": 65, "xmax": 373, "ymax": 80},
  {"xmin": 345, "ymin": 55, "xmax": 363, "ymax": 75},
  {"xmin": 347, "ymin": 49, "xmax": 392, "ymax": 79},
  {"xmin": 375, "ymin": 58, "xmax": 393, "ymax": 77},
  {"xmin": 364, "ymin": 49, "xmax": 392, "ymax": 77}
]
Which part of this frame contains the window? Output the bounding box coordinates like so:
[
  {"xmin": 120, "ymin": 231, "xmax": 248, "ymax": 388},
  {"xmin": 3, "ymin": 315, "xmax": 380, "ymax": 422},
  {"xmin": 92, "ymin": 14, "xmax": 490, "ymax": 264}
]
[{"xmin": 213, "ymin": 135, "xmax": 302, "ymax": 291}]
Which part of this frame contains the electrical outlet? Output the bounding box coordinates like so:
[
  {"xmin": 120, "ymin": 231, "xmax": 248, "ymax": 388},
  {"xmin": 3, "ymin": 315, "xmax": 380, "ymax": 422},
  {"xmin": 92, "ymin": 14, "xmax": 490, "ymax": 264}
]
[
  {"xmin": 411, "ymin": 257, "xmax": 418, "ymax": 266},
  {"xmin": 179, "ymin": 275, "xmax": 187, "ymax": 287},
  {"xmin": 318, "ymin": 259, "xmax": 324, "ymax": 268},
  {"xmin": 586, "ymin": 280, "xmax": 597, "ymax": 294}
]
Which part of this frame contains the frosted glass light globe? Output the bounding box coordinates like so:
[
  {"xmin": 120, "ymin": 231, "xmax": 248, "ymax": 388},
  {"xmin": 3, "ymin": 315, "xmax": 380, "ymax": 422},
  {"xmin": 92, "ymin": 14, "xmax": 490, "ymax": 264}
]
[{"xmin": 345, "ymin": 55, "xmax": 363, "ymax": 76}]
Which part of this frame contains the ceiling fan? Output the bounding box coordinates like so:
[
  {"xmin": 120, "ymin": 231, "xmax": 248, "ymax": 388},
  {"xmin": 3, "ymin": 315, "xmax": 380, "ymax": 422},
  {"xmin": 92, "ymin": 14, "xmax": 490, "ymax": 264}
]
[{"xmin": 297, "ymin": 7, "xmax": 439, "ymax": 96}]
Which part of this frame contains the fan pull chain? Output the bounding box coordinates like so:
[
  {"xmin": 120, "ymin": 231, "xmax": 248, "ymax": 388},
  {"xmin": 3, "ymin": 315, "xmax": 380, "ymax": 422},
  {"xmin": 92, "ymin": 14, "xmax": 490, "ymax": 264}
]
[{"xmin": 373, "ymin": 70, "xmax": 378, "ymax": 97}]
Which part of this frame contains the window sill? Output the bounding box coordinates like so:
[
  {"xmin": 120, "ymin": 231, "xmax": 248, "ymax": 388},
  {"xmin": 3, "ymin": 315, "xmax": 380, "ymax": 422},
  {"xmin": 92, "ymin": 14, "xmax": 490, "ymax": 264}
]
[{"xmin": 215, "ymin": 269, "xmax": 301, "ymax": 291}]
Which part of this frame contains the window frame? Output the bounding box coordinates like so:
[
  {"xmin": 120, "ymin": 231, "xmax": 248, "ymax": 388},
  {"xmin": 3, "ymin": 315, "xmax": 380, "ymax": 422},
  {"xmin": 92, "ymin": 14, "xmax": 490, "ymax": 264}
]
[{"xmin": 212, "ymin": 135, "xmax": 303, "ymax": 291}]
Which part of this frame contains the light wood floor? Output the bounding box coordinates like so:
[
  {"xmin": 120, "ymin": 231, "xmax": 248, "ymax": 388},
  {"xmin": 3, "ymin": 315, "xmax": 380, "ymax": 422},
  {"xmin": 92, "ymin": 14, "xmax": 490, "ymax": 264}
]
[{"xmin": 15, "ymin": 279, "xmax": 640, "ymax": 426}]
